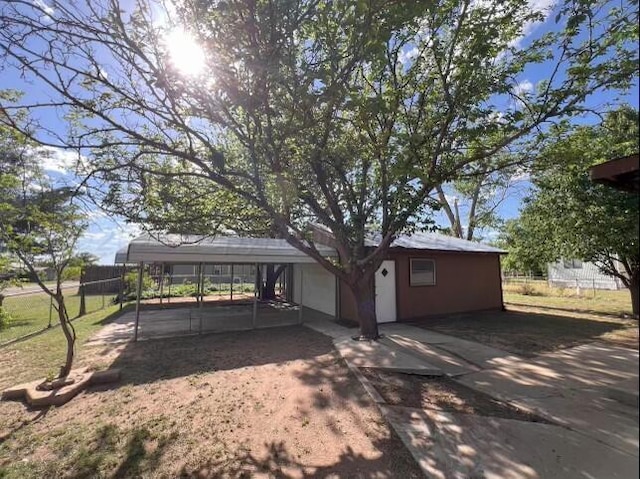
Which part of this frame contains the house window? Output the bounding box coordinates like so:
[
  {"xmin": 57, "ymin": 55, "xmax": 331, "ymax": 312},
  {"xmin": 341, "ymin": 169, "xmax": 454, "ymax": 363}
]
[
  {"xmin": 410, "ymin": 258, "xmax": 436, "ymax": 286},
  {"xmin": 563, "ymin": 259, "xmax": 583, "ymax": 269}
]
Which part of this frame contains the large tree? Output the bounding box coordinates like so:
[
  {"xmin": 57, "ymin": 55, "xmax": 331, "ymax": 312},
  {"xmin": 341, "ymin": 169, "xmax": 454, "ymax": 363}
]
[
  {"xmin": 0, "ymin": 0, "xmax": 637, "ymax": 338},
  {"xmin": 435, "ymin": 159, "xmax": 525, "ymax": 241},
  {"xmin": 506, "ymin": 107, "xmax": 639, "ymax": 317},
  {"xmin": 0, "ymin": 127, "xmax": 88, "ymax": 377}
]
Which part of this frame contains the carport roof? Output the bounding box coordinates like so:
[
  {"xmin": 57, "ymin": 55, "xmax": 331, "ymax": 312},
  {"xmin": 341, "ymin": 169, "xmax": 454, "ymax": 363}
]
[{"xmin": 118, "ymin": 234, "xmax": 337, "ymax": 264}]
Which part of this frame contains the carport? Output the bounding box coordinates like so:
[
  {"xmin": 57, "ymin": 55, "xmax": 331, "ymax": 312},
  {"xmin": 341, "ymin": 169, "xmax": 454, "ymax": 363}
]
[{"xmin": 118, "ymin": 234, "xmax": 338, "ymax": 340}]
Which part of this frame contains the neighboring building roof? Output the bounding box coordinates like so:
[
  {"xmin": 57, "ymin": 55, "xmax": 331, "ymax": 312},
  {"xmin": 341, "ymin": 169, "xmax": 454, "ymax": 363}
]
[
  {"xmin": 114, "ymin": 247, "xmax": 129, "ymax": 264},
  {"xmin": 116, "ymin": 233, "xmax": 337, "ymax": 264},
  {"xmin": 589, "ymin": 153, "xmax": 640, "ymax": 193},
  {"xmin": 366, "ymin": 232, "xmax": 506, "ymax": 254}
]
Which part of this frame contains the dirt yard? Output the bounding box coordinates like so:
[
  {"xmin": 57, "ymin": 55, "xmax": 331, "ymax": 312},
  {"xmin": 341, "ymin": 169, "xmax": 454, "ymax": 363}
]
[
  {"xmin": 0, "ymin": 326, "xmax": 421, "ymax": 478},
  {"xmin": 409, "ymin": 305, "xmax": 638, "ymax": 357},
  {"xmin": 359, "ymin": 368, "xmax": 548, "ymax": 423}
]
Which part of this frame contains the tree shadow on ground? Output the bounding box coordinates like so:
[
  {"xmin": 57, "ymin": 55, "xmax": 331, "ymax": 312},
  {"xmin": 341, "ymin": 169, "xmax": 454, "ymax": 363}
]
[
  {"xmin": 79, "ymin": 324, "xmax": 422, "ymax": 478},
  {"xmin": 408, "ymin": 307, "xmax": 638, "ymax": 357},
  {"xmin": 179, "ymin": 434, "xmax": 422, "ymax": 478},
  {"xmin": 0, "ymin": 407, "xmax": 49, "ymax": 446},
  {"xmin": 59, "ymin": 422, "xmax": 176, "ymax": 479},
  {"xmin": 94, "ymin": 325, "xmax": 336, "ymax": 388}
]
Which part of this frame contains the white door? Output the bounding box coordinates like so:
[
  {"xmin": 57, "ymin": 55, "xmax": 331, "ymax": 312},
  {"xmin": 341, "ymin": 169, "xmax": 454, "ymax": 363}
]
[{"xmin": 375, "ymin": 260, "xmax": 396, "ymax": 323}]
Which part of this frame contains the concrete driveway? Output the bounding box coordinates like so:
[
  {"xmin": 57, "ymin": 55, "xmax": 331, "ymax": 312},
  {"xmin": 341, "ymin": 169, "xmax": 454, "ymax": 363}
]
[{"xmin": 308, "ymin": 320, "xmax": 639, "ymax": 478}]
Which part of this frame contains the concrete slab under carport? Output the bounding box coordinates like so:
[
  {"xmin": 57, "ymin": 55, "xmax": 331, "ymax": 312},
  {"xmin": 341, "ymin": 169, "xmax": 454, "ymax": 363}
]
[{"xmin": 88, "ymin": 302, "xmax": 333, "ymax": 344}]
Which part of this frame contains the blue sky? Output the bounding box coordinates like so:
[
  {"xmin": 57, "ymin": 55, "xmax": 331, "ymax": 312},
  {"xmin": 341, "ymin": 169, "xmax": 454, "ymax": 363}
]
[{"xmin": 2, "ymin": 0, "xmax": 638, "ymax": 263}]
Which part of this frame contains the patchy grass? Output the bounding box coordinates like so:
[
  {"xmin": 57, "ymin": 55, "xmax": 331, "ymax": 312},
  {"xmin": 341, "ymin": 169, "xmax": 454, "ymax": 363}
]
[
  {"xmin": 0, "ymin": 305, "xmax": 130, "ymax": 390},
  {"xmin": 503, "ymin": 280, "xmax": 633, "ymax": 317},
  {"xmin": 1, "ymin": 290, "xmax": 117, "ymax": 344},
  {"xmin": 0, "ymin": 326, "xmax": 421, "ymax": 478},
  {"xmin": 410, "ymin": 306, "xmax": 638, "ymax": 357}
]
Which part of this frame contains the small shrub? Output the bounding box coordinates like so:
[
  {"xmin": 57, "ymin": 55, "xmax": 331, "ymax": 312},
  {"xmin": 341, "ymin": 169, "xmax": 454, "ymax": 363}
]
[
  {"xmin": 518, "ymin": 282, "xmax": 539, "ymax": 296},
  {"xmin": 62, "ymin": 266, "xmax": 82, "ymax": 281},
  {"xmin": 124, "ymin": 271, "xmax": 155, "ymax": 297},
  {"xmin": 0, "ymin": 306, "xmax": 12, "ymax": 330},
  {"xmin": 170, "ymin": 282, "xmax": 198, "ymax": 297}
]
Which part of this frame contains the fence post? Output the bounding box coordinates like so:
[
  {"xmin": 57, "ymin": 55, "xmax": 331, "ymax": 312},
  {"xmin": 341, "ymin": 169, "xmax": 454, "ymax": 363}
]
[
  {"xmin": 159, "ymin": 263, "xmax": 165, "ymax": 307},
  {"xmin": 119, "ymin": 267, "xmax": 125, "ymax": 310},
  {"xmin": 48, "ymin": 295, "xmax": 53, "ymax": 328},
  {"xmin": 79, "ymin": 283, "xmax": 86, "ymax": 317},
  {"xmin": 134, "ymin": 262, "xmax": 143, "ymax": 342},
  {"xmin": 167, "ymin": 265, "xmax": 172, "ymax": 304},
  {"xmin": 101, "ymin": 277, "xmax": 105, "ymax": 310}
]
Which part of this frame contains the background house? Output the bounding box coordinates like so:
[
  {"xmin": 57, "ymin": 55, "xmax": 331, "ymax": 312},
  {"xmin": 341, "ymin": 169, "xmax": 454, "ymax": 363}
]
[{"xmin": 547, "ymin": 260, "xmax": 623, "ymax": 290}]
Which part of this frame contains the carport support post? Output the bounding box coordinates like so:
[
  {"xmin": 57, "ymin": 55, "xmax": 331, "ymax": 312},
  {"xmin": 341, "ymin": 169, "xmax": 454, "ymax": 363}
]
[
  {"xmin": 134, "ymin": 261, "xmax": 143, "ymax": 342},
  {"xmin": 198, "ymin": 262, "xmax": 204, "ymax": 334},
  {"xmin": 118, "ymin": 265, "xmax": 126, "ymax": 311},
  {"xmin": 159, "ymin": 262, "xmax": 165, "ymax": 307},
  {"xmin": 298, "ymin": 267, "xmax": 303, "ymax": 324},
  {"xmin": 252, "ymin": 263, "xmax": 258, "ymax": 328}
]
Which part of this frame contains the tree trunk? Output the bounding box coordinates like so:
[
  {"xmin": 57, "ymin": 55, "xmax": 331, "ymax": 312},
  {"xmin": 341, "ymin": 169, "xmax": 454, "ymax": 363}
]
[
  {"xmin": 349, "ymin": 278, "xmax": 379, "ymax": 340},
  {"xmin": 629, "ymin": 273, "xmax": 639, "ymax": 319},
  {"xmin": 261, "ymin": 264, "xmax": 286, "ymax": 300},
  {"xmin": 55, "ymin": 293, "xmax": 76, "ymax": 378}
]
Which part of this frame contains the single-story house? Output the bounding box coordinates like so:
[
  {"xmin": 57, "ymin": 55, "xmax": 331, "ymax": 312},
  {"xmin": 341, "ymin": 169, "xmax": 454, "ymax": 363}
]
[
  {"xmin": 548, "ymin": 259, "xmax": 623, "ymax": 290},
  {"xmin": 117, "ymin": 230, "xmax": 505, "ymax": 327}
]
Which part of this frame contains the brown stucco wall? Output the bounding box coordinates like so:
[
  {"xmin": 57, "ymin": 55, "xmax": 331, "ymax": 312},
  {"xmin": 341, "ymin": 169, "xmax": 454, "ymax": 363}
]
[{"xmin": 389, "ymin": 250, "xmax": 503, "ymax": 320}]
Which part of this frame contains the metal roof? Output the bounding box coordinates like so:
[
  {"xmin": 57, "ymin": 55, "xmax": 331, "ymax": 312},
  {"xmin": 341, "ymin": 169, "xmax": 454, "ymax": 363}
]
[
  {"xmin": 117, "ymin": 234, "xmax": 337, "ymax": 264},
  {"xmin": 114, "ymin": 247, "xmax": 130, "ymax": 264},
  {"xmin": 366, "ymin": 232, "xmax": 506, "ymax": 254}
]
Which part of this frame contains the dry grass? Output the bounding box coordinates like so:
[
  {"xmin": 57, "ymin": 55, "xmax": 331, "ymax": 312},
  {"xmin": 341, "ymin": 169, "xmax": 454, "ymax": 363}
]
[
  {"xmin": 0, "ymin": 326, "xmax": 421, "ymax": 478},
  {"xmin": 502, "ymin": 280, "xmax": 633, "ymax": 318},
  {"xmin": 410, "ymin": 305, "xmax": 638, "ymax": 357}
]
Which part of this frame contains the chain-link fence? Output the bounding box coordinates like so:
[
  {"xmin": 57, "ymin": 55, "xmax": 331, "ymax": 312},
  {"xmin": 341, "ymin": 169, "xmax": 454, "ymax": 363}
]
[
  {"xmin": 0, "ymin": 277, "xmax": 122, "ymax": 346},
  {"xmin": 502, "ymin": 275, "xmax": 606, "ymax": 298},
  {"xmin": 122, "ymin": 264, "xmax": 285, "ymax": 305}
]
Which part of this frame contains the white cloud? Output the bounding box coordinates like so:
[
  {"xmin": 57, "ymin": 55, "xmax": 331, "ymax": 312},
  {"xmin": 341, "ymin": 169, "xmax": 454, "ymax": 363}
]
[
  {"xmin": 398, "ymin": 46, "xmax": 419, "ymax": 65},
  {"xmin": 510, "ymin": 168, "xmax": 531, "ymax": 182},
  {"xmin": 36, "ymin": 146, "xmax": 82, "ymax": 173},
  {"xmin": 514, "ymin": 79, "xmax": 534, "ymax": 96},
  {"xmin": 81, "ymin": 231, "xmax": 109, "ymax": 241},
  {"xmin": 513, "ymin": 0, "xmax": 556, "ymax": 47},
  {"xmin": 33, "ymin": 0, "xmax": 54, "ymax": 16},
  {"xmin": 76, "ymin": 211, "xmax": 141, "ymax": 264}
]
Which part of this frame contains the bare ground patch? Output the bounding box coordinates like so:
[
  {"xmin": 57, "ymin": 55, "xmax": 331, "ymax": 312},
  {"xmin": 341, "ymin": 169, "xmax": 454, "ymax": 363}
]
[
  {"xmin": 409, "ymin": 306, "xmax": 638, "ymax": 357},
  {"xmin": 0, "ymin": 326, "xmax": 422, "ymax": 478},
  {"xmin": 360, "ymin": 368, "xmax": 550, "ymax": 423}
]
